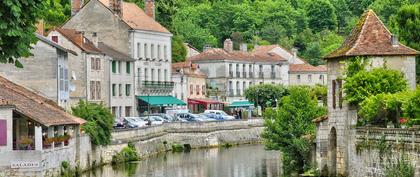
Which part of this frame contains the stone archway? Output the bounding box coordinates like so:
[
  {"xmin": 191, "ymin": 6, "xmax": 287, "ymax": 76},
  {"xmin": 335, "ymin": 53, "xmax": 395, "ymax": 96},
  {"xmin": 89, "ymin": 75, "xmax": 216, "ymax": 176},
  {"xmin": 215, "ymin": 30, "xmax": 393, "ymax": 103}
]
[{"xmin": 329, "ymin": 127, "xmax": 337, "ymax": 176}]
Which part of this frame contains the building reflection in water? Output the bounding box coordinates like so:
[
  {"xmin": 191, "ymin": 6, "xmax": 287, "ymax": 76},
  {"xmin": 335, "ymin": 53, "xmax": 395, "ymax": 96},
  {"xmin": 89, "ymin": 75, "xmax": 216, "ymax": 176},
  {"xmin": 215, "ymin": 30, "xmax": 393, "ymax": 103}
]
[{"xmin": 84, "ymin": 145, "xmax": 282, "ymax": 177}]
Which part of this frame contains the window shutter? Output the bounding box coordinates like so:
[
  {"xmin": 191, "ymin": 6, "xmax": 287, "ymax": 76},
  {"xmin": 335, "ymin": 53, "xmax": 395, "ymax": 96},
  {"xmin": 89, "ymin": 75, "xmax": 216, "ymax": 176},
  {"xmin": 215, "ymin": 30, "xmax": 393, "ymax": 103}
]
[{"xmin": 332, "ymin": 80, "xmax": 336, "ymax": 109}]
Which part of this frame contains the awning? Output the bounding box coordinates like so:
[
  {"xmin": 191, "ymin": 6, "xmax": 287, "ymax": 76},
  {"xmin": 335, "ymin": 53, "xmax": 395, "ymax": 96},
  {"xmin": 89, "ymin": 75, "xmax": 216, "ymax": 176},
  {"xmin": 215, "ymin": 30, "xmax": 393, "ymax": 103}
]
[
  {"xmin": 188, "ymin": 98, "xmax": 222, "ymax": 104},
  {"xmin": 228, "ymin": 100, "xmax": 254, "ymax": 108},
  {"xmin": 137, "ymin": 96, "xmax": 186, "ymax": 106}
]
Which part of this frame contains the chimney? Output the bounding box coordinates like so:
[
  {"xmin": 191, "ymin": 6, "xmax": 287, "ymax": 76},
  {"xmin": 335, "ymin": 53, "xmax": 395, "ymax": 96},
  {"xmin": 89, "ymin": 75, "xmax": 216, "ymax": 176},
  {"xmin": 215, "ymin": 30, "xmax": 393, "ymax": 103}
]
[
  {"xmin": 203, "ymin": 44, "xmax": 212, "ymax": 52},
  {"xmin": 239, "ymin": 43, "xmax": 247, "ymax": 52},
  {"xmin": 110, "ymin": 0, "xmax": 122, "ymax": 17},
  {"xmin": 92, "ymin": 32, "xmax": 98, "ymax": 47},
  {"xmin": 145, "ymin": 0, "xmax": 155, "ymax": 19},
  {"xmin": 291, "ymin": 48, "xmax": 298, "ymax": 64},
  {"xmin": 391, "ymin": 34, "xmax": 399, "ymax": 46},
  {"xmin": 223, "ymin": 39, "xmax": 233, "ymax": 52},
  {"xmin": 35, "ymin": 20, "xmax": 44, "ymax": 36},
  {"xmin": 71, "ymin": 0, "xmax": 83, "ymax": 16}
]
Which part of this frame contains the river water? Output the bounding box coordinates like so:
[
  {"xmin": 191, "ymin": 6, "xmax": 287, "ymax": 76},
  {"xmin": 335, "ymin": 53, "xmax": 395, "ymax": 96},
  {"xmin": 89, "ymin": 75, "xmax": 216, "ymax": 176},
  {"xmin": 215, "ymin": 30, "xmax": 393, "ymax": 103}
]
[{"xmin": 84, "ymin": 145, "xmax": 282, "ymax": 177}]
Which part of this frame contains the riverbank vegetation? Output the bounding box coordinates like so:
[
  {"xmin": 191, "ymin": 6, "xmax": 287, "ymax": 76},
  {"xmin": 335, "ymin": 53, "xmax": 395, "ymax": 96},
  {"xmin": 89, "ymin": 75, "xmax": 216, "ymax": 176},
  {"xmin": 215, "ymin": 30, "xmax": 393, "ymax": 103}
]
[
  {"xmin": 72, "ymin": 100, "xmax": 114, "ymax": 146},
  {"xmin": 262, "ymin": 86, "xmax": 327, "ymax": 175},
  {"xmin": 111, "ymin": 143, "xmax": 140, "ymax": 164}
]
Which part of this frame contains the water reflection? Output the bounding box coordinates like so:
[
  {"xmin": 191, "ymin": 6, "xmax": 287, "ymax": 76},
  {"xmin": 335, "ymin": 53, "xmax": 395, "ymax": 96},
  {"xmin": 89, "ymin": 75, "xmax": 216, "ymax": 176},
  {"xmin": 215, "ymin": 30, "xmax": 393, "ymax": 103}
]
[{"xmin": 84, "ymin": 145, "xmax": 282, "ymax": 177}]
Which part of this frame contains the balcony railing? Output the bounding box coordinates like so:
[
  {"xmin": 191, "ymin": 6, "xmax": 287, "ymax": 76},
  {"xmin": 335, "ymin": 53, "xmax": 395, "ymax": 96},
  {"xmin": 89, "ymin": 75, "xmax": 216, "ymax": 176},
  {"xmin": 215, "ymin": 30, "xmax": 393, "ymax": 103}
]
[
  {"xmin": 249, "ymin": 72, "xmax": 253, "ymax": 78},
  {"xmin": 258, "ymin": 72, "xmax": 264, "ymax": 79},
  {"xmin": 229, "ymin": 71, "xmax": 233, "ymax": 78},
  {"xmin": 271, "ymin": 72, "xmax": 276, "ymax": 79},
  {"xmin": 142, "ymin": 81, "xmax": 174, "ymax": 89},
  {"xmin": 242, "ymin": 72, "xmax": 247, "ymax": 78},
  {"xmin": 236, "ymin": 72, "xmax": 240, "ymax": 78}
]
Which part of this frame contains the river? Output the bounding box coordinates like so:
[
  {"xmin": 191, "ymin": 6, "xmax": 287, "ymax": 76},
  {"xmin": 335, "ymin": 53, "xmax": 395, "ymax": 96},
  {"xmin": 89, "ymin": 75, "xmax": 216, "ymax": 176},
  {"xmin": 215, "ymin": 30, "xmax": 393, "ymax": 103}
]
[{"xmin": 83, "ymin": 144, "xmax": 282, "ymax": 177}]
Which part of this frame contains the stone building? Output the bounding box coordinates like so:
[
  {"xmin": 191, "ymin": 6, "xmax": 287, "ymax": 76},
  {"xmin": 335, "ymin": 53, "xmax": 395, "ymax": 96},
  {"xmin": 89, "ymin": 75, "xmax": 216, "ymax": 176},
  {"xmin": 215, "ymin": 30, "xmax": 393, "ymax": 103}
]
[
  {"xmin": 314, "ymin": 10, "xmax": 418, "ymax": 176},
  {"xmin": 189, "ymin": 39, "xmax": 289, "ymax": 102},
  {"xmin": 0, "ymin": 34, "xmax": 73, "ymax": 110},
  {"xmin": 0, "ymin": 75, "xmax": 85, "ymax": 176},
  {"xmin": 98, "ymin": 42, "xmax": 136, "ymax": 118},
  {"xmin": 184, "ymin": 43, "xmax": 201, "ymax": 58},
  {"xmin": 289, "ymin": 64, "xmax": 327, "ymax": 86},
  {"xmin": 64, "ymin": 0, "xmax": 178, "ymax": 114},
  {"xmin": 47, "ymin": 28, "xmax": 108, "ymax": 107},
  {"xmin": 252, "ymin": 45, "xmax": 306, "ymax": 64}
]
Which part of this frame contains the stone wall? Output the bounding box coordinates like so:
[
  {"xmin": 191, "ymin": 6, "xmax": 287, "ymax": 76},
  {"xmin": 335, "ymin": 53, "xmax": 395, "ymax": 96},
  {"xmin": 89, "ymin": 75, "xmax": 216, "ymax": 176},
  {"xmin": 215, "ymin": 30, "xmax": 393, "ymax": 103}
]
[{"xmin": 348, "ymin": 127, "xmax": 420, "ymax": 177}]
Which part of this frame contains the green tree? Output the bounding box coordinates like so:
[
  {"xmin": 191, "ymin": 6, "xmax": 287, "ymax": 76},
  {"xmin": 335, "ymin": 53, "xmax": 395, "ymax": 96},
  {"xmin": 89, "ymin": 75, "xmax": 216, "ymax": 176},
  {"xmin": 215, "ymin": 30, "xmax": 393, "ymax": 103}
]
[
  {"xmin": 262, "ymin": 86, "xmax": 327, "ymax": 174},
  {"xmin": 306, "ymin": 0, "xmax": 338, "ymax": 32},
  {"xmin": 346, "ymin": 0, "xmax": 375, "ymax": 16},
  {"xmin": 0, "ymin": 0, "xmax": 46, "ymax": 67},
  {"xmin": 72, "ymin": 100, "xmax": 114, "ymax": 146},
  {"xmin": 41, "ymin": 0, "xmax": 70, "ymax": 31},
  {"xmin": 370, "ymin": 0, "xmax": 410, "ymax": 25},
  {"xmin": 172, "ymin": 35, "xmax": 187, "ymax": 63},
  {"xmin": 244, "ymin": 84, "xmax": 288, "ymax": 110}
]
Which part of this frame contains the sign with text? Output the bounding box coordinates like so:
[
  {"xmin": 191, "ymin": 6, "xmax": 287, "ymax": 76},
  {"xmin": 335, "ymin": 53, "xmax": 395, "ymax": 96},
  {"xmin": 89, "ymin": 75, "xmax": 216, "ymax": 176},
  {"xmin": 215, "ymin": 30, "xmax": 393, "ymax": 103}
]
[
  {"xmin": 11, "ymin": 161, "xmax": 40, "ymax": 169},
  {"xmin": 0, "ymin": 119, "xmax": 6, "ymax": 146}
]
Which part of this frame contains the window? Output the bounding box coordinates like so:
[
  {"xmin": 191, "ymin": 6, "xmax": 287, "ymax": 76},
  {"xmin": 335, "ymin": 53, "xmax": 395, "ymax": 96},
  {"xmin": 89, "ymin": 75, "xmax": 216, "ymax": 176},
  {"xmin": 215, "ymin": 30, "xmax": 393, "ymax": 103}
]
[
  {"xmin": 164, "ymin": 45, "xmax": 167, "ymax": 60},
  {"xmin": 91, "ymin": 57, "xmax": 95, "ymax": 70},
  {"xmin": 64, "ymin": 68, "xmax": 68, "ymax": 92},
  {"xmin": 308, "ymin": 74, "xmax": 312, "ymax": 82},
  {"xmin": 144, "ymin": 68, "xmax": 148, "ymax": 81},
  {"xmin": 243, "ymin": 81, "xmax": 246, "ymax": 91},
  {"xmin": 112, "ymin": 84, "xmax": 116, "ymax": 96},
  {"xmin": 126, "ymin": 62, "xmax": 131, "ymax": 74},
  {"xmin": 118, "ymin": 61, "xmax": 121, "ymax": 73},
  {"xmin": 196, "ymin": 85, "xmax": 200, "ymax": 95},
  {"xmin": 151, "ymin": 69, "xmax": 155, "ymax": 81},
  {"xmin": 151, "ymin": 44, "xmax": 155, "ymax": 59},
  {"xmin": 158, "ymin": 69, "xmax": 161, "ymax": 81},
  {"xmin": 90, "ymin": 81, "xmax": 95, "ymax": 100},
  {"xmin": 137, "ymin": 43, "xmax": 141, "ymax": 58},
  {"xmin": 125, "ymin": 84, "xmax": 131, "ymax": 96},
  {"xmin": 297, "ymin": 75, "xmax": 301, "ymax": 83},
  {"xmin": 271, "ymin": 65, "xmax": 275, "ymax": 72},
  {"xmin": 96, "ymin": 81, "xmax": 101, "ymax": 99},
  {"xmin": 164, "ymin": 69, "xmax": 167, "ymax": 81},
  {"xmin": 144, "ymin": 43, "xmax": 148, "ymax": 58},
  {"xmin": 119, "ymin": 84, "xmax": 122, "ymax": 96},
  {"xmin": 51, "ymin": 36, "xmax": 58, "ymax": 43},
  {"xmin": 125, "ymin": 107, "xmax": 131, "ymax": 117},
  {"xmin": 157, "ymin": 45, "xmax": 161, "ymax": 59},
  {"xmin": 249, "ymin": 65, "xmax": 252, "ymax": 72},
  {"xmin": 259, "ymin": 65, "xmax": 263, "ymax": 72},
  {"xmin": 112, "ymin": 61, "xmax": 117, "ymax": 73},
  {"xmin": 111, "ymin": 107, "xmax": 117, "ymax": 117},
  {"xmin": 338, "ymin": 79, "xmax": 343, "ymax": 109},
  {"xmin": 96, "ymin": 58, "xmax": 101, "ymax": 70},
  {"xmin": 249, "ymin": 82, "xmax": 252, "ymax": 86},
  {"xmin": 332, "ymin": 80, "xmax": 336, "ymax": 109},
  {"xmin": 190, "ymin": 84, "xmax": 193, "ymax": 95},
  {"xmin": 202, "ymin": 85, "xmax": 206, "ymax": 95},
  {"xmin": 137, "ymin": 68, "xmax": 141, "ymax": 85}
]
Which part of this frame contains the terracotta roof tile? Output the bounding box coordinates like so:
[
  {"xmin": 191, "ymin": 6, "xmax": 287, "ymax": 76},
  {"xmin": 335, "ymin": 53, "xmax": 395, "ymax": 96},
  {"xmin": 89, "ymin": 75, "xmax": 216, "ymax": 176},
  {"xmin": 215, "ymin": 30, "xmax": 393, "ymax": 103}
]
[
  {"xmin": 0, "ymin": 75, "xmax": 86, "ymax": 126},
  {"xmin": 289, "ymin": 64, "xmax": 327, "ymax": 72},
  {"xmin": 172, "ymin": 61, "xmax": 206, "ymax": 78},
  {"xmin": 99, "ymin": 0, "xmax": 170, "ymax": 33},
  {"xmin": 188, "ymin": 48, "xmax": 286, "ymax": 62},
  {"xmin": 55, "ymin": 28, "xmax": 102, "ymax": 54},
  {"xmin": 252, "ymin": 45, "xmax": 307, "ymax": 63},
  {"xmin": 325, "ymin": 10, "xmax": 418, "ymax": 59},
  {"xmin": 172, "ymin": 61, "xmax": 198, "ymax": 69}
]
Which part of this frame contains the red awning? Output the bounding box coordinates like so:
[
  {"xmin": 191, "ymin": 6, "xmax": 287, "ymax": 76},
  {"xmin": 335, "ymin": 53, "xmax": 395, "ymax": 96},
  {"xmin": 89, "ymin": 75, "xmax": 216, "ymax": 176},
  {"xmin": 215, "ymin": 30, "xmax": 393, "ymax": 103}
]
[{"xmin": 188, "ymin": 98, "xmax": 221, "ymax": 105}]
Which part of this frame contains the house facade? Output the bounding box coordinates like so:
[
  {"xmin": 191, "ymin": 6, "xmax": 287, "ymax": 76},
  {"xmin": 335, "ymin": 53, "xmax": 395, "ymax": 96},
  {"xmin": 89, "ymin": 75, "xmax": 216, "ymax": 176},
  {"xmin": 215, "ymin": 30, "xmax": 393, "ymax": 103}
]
[
  {"xmin": 64, "ymin": 0, "xmax": 180, "ymax": 114},
  {"xmin": 289, "ymin": 64, "xmax": 327, "ymax": 86},
  {"xmin": 98, "ymin": 42, "xmax": 136, "ymax": 118},
  {"xmin": 0, "ymin": 34, "xmax": 72, "ymax": 110},
  {"xmin": 314, "ymin": 10, "xmax": 418, "ymax": 176},
  {"xmin": 47, "ymin": 28, "xmax": 108, "ymax": 107},
  {"xmin": 190, "ymin": 39, "xmax": 289, "ymax": 102}
]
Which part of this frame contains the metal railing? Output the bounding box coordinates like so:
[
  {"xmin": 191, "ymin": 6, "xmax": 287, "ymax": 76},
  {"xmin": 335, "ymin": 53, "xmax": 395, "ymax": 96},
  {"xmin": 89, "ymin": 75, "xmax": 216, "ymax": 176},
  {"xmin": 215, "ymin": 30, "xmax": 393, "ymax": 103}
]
[
  {"xmin": 242, "ymin": 72, "xmax": 247, "ymax": 78},
  {"xmin": 142, "ymin": 81, "xmax": 174, "ymax": 89},
  {"xmin": 258, "ymin": 72, "xmax": 264, "ymax": 79}
]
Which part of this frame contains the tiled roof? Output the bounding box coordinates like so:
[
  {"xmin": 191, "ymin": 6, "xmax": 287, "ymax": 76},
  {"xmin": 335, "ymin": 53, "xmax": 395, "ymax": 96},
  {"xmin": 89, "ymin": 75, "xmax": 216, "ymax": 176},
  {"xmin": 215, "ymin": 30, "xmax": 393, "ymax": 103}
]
[
  {"xmin": 172, "ymin": 62, "xmax": 206, "ymax": 78},
  {"xmin": 188, "ymin": 48, "xmax": 286, "ymax": 62},
  {"xmin": 289, "ymin": 64, "xmax": 327, "ymax": 73},
  {"xmin": 35, "ymin": 33, "xmax": 78, "ymax": 56},
  {"xmin": 98, "ymin": 42, "xmax": 135, "ymax": 61},
  {"xmin": 172, "ymin": 61, "xmax": 199, "ymax": 69},
  {"xmin": 55, "ymin": 28, "xmax": 102, "ymax": 54},
  {"xmin": 252, "ymin": 45, "xmax": 307, "ymax": 63},
  {"xmin": 0, "ymin": 75, "xmax": 86, "ymax": 126},
  {"xmin": 98, "ymin": 0, "xmax": 170, "ymax": 33},
  {"xmin": 325, "ymin": 10, "xmax": 418, "ymax": 59}
]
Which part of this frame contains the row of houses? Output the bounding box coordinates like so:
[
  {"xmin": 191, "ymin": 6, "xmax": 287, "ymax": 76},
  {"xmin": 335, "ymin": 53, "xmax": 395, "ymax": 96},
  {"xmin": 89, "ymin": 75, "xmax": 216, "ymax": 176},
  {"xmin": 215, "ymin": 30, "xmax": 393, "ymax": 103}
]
[{"xmin": 0, "ymin": 0, "xmax": 326, "ymax": 118}]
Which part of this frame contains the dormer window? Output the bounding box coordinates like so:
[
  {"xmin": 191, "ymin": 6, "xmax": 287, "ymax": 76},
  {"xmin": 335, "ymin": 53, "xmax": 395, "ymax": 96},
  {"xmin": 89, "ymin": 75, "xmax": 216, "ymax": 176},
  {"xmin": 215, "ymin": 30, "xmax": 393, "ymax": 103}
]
[{"xmin": 51, "ymin": 36, "xmax": 58, "ymax": 43}]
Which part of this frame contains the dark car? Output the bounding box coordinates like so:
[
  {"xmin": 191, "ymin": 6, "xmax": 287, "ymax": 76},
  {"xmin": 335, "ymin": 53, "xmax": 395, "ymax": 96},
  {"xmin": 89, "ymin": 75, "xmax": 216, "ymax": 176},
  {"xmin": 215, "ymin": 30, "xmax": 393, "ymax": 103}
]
[{"xmin": 175, "ymin": 113, "xmax": 198, "ymax": 122}]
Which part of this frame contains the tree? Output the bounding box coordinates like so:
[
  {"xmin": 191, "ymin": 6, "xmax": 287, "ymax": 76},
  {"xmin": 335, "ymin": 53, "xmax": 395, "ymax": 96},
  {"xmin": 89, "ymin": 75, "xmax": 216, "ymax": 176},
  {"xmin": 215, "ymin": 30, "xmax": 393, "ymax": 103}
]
[
  {"xmin": 72, "ymin": 100, "xmax": 114, "ymax": 146},
  {"xmin": 346, "ymin": 0, "xmax": 375, "ymax": 16},
  {"xmin": 41, "ymin": 0, "xmax": 71, "ymax": 31},
  {"xmin": 244, "ymin": 84, "xmax": 288, "ymax": 110},
  {"xmin": 306, "ymin": 0, "xmax": 338, "ymax": 32},
  {"xmin": 172, "ymin": 35, "xmax": 187, "ymax": 63},
  {"xmin": 262, "ymin": 86, "xmax": 327, "ymax": 174},
  {"xmin": 0, "ymin": 0, "xmax": 46, "ymax": 67},
  {"xmin": 330, "ymin": 0, "xmax": 352, "ymax": 33}
]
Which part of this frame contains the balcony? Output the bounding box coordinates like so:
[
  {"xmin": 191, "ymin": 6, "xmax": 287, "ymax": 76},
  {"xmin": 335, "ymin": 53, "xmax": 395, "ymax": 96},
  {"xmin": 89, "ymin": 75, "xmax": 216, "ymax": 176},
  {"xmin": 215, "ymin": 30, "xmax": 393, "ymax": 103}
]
[
  {"xmin": 242, "ymin": 72, "xmax": 247, "ymax": 78},
  {"xmin": 228, "ymin": 89, "xmax": 234, "ymax": 97},
  {"xmin": 271, "ymin": 72, "xmax": 276, "ymax": 79},
  {"xmin": 236, "ymin": 89, "xmax": 241, "ymax": 96},
  {"xmin": 236, "ymin": 72, "xmax": 240, "ymax": 78},
  {"xmin": 229, "ymin": 71, "xmax": 234, "ymax": 78},
  {"xmin": 258, "ymin": 72, "xmax": 264, "ymax": 79},
  {"xmin": 249, "ymin": 72, "xmax": 253, "ymax": 78},
  {"xmin": 141, "ymin": 81, "xmax": 174, "ymax": 90}
]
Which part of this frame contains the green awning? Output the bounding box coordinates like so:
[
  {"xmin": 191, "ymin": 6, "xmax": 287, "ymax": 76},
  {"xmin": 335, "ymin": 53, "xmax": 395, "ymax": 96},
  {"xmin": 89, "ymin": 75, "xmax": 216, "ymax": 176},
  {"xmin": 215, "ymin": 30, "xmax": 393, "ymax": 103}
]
[
  {"xmin": 228, "ymin": 100, "xmax": 254, "ymax": 108},
  {"xmin": 137, "ymin": 95, "xmax": 186, "ymax": 106}
]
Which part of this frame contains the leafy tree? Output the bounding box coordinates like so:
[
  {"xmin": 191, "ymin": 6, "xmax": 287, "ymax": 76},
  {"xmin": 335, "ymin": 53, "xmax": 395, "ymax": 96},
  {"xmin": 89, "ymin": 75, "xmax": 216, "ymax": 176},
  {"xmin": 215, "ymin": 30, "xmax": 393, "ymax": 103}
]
[
  {"xmin": 72, "ymin": 100, "xmax": 114, "ymax": 146},
  {"xmin": 41, "ymin": 0, "xmax": 70, "ymax": 31},
  {"xmin": 244, "ymin": 84, "xmax": 288, "ymax": 110},
  {"xmin": 344, "ymin": 68, "xmax": 409, "ymax": 105},
  {"xmin": 306, "ymin": 0, "xmax": 338, "ymax": 32},
  {"xmin": 346, "ymin": 0, "xmax": 375, "ymax": 16},
  {"xmin": 0, "ymin": 0, "xmax": 46, "ymax": 67},
  {"xmin": 403, "ymin": 87, "xmax": 420, "ymax": 124},
  {"xmin": 330, "ymin": 0, "xmax": 352, "ymax": 33},
  {"xmin": 172, "ymin": 35, "xmax": 187, "ymax": 63},
  {"xmin": 262, "ymin": 86, "xmax": 327, "ymax": 174},
  {"xmin": 370, "ymin": 0, "xmax": 410, "ymax": 26}
]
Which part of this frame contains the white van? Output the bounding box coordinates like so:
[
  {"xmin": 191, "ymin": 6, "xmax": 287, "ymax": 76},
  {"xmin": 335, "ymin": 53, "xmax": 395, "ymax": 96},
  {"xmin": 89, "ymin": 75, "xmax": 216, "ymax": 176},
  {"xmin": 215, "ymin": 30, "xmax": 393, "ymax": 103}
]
[
  {"xmin": 203, "ymin": 110, "xmax": 235, "ymax": 120},
  {"xmin": 166, "ymin": 109, "xmax": 190, "ymax": 117}
]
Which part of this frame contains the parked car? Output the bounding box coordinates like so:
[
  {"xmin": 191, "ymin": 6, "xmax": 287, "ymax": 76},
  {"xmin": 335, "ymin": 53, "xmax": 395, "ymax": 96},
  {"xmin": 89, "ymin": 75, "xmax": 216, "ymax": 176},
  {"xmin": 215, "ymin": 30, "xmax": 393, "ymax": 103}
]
[
  {"xmin": 113, "ymin": 119, "xmax": 125, "ymax": 128},
  {"xmin": 194, "ymin": 114, "xmax": 216, "ymax": 122},
  {"xmin": 150, "ymin": 113, "xmax": 174, "ymax": 122},
  {"xmin": 140, "ymin": 116, "xmax": 165, "ymax": 125},
  {"xmin": 175, "ymin": 113, "xmax": 199, "ymax": 122},
  {"xmin": 203, "ymin": 110, "xmax": 235, "ymax": 120},
  {"xmin": 166, "ymin": 109, "xmax": 190, "ymax": 117},
  {"xmin": 124, "ymin": 117, "xmax": 148, "ymax": 128},
  {"xmin": 200, "ymin": 113, "xmax": 223, "ymax": 120}
]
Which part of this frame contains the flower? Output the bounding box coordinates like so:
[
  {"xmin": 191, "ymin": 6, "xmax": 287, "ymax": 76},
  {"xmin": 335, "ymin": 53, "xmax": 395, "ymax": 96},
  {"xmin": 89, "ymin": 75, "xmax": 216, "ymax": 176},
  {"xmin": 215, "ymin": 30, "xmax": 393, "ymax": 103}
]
[{"xmin": 400, "ymin": 118, "xmax": 408, "ymax": 124}]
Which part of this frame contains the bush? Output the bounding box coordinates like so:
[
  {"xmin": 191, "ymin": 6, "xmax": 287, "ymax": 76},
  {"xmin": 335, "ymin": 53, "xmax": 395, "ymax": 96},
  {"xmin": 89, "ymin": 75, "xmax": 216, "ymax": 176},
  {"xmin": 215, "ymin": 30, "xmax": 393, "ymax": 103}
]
[
  {"xmin": 403, "ymin": 88, "xmax": 420, "ymax": 125},
  {"xmin": 384, "ymin": 156, "xmax": 415, "ymax": 177},
  {"xmin": 111, "ymin": 144, "xmax": 139, "ymax": 164},
  {"xmin": 72, "ymin": 100, "xmax": 114, "ymax": 146},
  {"xmin": 172, "ymin": 144, "xmax": 184, "ymax": 152}
]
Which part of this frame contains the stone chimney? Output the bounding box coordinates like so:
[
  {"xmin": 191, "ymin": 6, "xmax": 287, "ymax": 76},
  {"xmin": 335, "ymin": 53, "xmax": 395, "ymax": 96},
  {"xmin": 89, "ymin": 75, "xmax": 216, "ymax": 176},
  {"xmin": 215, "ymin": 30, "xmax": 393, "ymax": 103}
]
[
  {"xmin": 92, "ymin": 32, "xmax": 98, "ymax": 47},
  {"xmin": 71, "ymin": 0, "xmax": 83, "ymax": 16},
  {"xmin": 391, "ymin": 34, "xmax": 399, "ymax": 47},
  {"xmin": 203, "ymin": 44, "xmax": 212, "ymax": 52},
  {"xmin": 110, "ymin": 0, "xmax": 122, "ymax": 17},
  {"xmin": 145, "ymin": 0, "xmax": 155, "ymax": 19},
  {"xmin": 224, "ymin": 39, "xmax": 233, "ymax": 52},
  {"xmin": 239, "ymin": 43, "xmax": 247, "ymax": 52},
  {"xmin": 291, "ymin": 48, "xmax": 298, "ymax": 64}
]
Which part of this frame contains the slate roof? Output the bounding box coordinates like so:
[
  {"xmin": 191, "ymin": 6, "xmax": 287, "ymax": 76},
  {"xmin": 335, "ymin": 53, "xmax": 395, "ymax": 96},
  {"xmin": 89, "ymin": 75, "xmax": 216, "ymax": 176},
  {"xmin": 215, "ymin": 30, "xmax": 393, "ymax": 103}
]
[
  {"xmin": 98, "ymin": 42, "xmax": 135, "ymax": 61},
  {"xmin": 0, "ymin": 76, "xmax": 86, "ymax": 126},
  {"xmin": 188, "ymin": 48, "xmax": 286, "ymax": 62},
  {"xmin": 98, "ymin": 0, "xmax": 170, "ymax": 34},
  {"xmin": 325, "ymin": 10, "xmax": 418, "ymax": 59},
  {"xmin": 289, "ymin": 64, "xmax": 327, "ymax": 73},
  {"xmin": 55, "ymin": 28, "xmax": 102, "ymax": 54}
]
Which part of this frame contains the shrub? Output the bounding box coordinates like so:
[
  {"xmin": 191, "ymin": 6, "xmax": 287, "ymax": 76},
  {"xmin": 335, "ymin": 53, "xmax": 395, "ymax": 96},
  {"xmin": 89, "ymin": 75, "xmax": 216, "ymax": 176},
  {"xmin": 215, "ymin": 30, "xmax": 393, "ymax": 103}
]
[
  {"xmin": 111, "ymin": 144, "xmax": 140, "ymax": 164},
  {"xmin": 403, "ymin": 88, "xmax": 420, "ymax": 125},
  {"xmin": 384, "ymin": 156, "xmax": 415, "ymax": 177},
  {"xmin": 172, "ymin": 144, "xmax": 184, "ymax": 152}
]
